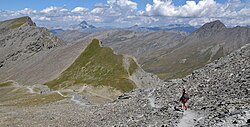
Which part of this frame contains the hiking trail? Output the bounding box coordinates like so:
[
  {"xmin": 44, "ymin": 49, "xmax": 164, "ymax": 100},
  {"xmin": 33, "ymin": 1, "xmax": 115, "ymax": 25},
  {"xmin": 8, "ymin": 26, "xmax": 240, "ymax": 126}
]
[{"xmin": 177, "ymin": 110, "xmax": 201, "ymax": 127}]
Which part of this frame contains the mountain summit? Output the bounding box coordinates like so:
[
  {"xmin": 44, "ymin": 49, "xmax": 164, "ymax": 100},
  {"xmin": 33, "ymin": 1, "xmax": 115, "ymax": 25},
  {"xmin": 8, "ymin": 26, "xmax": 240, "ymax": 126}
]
[
  {"xmin": 194, "ymin": 20, "xmax": 226, "ymax": 38},
  {"xmin": 68, "ymin": 20, "xmax": 96, "ymax": 31},
  {"xmin": 79, "ymin": 20, "xmax": 96, "ymax": 29}
]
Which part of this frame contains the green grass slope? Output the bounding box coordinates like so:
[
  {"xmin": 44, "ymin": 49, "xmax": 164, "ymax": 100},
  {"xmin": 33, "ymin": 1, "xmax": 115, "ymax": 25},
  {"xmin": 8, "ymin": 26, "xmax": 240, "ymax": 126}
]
[{"xmin": 45, "ymin": 39, "xmax": 138, "ymax": 92}]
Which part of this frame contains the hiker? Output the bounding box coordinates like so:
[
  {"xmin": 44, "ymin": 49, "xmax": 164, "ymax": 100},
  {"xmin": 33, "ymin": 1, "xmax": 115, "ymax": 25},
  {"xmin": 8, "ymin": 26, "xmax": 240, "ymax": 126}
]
[{"xmin": 179, "ymin": 89, "xmax": 189, "ymax": 110}]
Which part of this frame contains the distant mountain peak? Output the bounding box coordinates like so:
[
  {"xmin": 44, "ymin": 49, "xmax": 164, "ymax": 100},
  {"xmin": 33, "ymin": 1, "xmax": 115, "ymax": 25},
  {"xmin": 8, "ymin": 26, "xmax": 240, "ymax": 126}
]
[
  {"xmin": 194, "ymin": 20, "xmax": 226, "ymax": 38},
  {"xmin": 79, "ymin": 20, "xmax": 96, "ymax": 29},
  {"xmin": 201, "ymin": 20, "xmax": 226, "ymax": 30},
  {"xmin": 80, "ymin": 20, "xmax": 88, "ymax": 25}
]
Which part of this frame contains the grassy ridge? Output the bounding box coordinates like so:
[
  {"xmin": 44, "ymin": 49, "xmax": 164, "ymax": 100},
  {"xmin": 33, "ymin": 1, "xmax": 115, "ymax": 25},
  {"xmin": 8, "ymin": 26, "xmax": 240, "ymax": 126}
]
[
  {"xmin": 0, "ymin": 16, "xmax": 29, "ymax": 30},
  {"xmin": 45, "ymin": 39, "xmax": 137, "ymax": 92}
]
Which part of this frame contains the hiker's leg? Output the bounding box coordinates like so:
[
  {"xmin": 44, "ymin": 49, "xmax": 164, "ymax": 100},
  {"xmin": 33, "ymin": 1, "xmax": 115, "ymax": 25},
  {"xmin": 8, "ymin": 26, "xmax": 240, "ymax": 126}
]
[
  {"xmin": 182, "ymin": 103, "xmax": 184, "ymax": 110},
  {"xmin": 185, "ymin": 103, "xmax": 188, "ymax": 110}
]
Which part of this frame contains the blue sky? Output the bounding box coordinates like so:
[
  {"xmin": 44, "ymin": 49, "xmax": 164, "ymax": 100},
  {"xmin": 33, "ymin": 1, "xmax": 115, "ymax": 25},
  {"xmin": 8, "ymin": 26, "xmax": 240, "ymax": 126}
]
[
  {"xmin": 0, "ymin": 0, "xmax": 239, "ymax": 10},
  {"xmin": 0, "ymin": 0, "xmax": 249, "ymax": 27}
]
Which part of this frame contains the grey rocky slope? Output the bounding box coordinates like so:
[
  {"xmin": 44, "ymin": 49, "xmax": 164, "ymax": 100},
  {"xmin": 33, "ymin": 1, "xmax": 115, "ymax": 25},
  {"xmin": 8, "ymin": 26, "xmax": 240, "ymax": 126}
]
[
  {"xmin": 55, "ymin": 30, "xmax": 91, "ymax": 43},
  {"xmin": 0, "ymin": 16, "xmax": 64, "ymax": 65},
  {"xmin": 1, "ymin": 32, "xmax": 249, "ymax": 127},
  {"xmin": 0, "ymin": 16, "xmax": 68, "ymax": 84}
]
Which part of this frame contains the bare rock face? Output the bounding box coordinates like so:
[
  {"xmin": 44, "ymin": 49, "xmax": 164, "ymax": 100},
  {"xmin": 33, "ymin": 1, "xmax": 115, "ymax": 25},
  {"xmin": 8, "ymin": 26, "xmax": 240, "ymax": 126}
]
[{"xmin": 0, "ymin": 16, "xmax": 65, "ymax": 83}]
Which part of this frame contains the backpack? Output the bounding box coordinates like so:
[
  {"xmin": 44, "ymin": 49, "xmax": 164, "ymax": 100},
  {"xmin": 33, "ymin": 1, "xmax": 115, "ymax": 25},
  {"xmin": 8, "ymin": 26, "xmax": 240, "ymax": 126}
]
[{"xmin": 183, "ymin": 93, "xmax": 190, "ymax": 100}]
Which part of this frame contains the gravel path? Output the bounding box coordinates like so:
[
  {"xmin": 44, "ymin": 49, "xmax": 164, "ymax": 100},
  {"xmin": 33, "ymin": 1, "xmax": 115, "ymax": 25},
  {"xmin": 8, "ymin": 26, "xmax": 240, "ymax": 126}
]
[{"xmin": 178, "ymin": 110, "xmax": 199, "ymax": 127}]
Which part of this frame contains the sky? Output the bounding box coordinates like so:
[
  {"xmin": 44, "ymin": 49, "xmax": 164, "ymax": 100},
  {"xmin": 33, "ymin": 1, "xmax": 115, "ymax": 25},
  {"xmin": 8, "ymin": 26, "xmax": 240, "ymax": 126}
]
[
  {"xmin": 0, "ymin": 0, "xmax": 250, "ymax": 28},
  {"xmin": 0, "ymin": 0, "xmax": 236, "ymax": 10}
]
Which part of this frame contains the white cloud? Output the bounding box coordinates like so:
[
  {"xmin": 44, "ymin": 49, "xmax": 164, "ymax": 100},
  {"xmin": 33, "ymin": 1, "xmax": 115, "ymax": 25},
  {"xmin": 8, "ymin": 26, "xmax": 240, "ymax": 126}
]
[
  {"xmin": 34, "ymin": 16, "xmax": 51, "ymax": 21},
  {"xmin": 18, "ymin": 8, "xmax": 36, "ymax": 15},
  {"xmin": 91, "ymin": 7, "xmax": 105, "ymax": 14},
  {"xmin": 144, "ymin": 0, "xmax": 250, "ymax": 27},
  {"xmin": 40, "ymin": 6, "xmax": 68, "ymax": 14},
  {"xmin": 40, "ymin": 6, "xmax": 58, "ymax": 13},
  {"xmin": 145, "ymin": 0, "xmax": 219, "ymax": 17},
  {"xmin": 63, "ymin": 15, "xmax": 84, "ymax": 21},
  {"xmin": 107, "ymin": 0, "xmax": 137, "ymax": 10},
  {"xmin": 239, "ymin": 8, "xmax": 250, "ymax": 16},
  {"xmin": 71, "ymin": 7, "xmax": 88, "ymax": 13}
]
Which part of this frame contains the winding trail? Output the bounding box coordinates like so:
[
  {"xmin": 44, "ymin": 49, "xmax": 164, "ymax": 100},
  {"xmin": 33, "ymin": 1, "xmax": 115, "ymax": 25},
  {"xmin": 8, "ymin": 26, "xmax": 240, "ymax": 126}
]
[
  {"xmin": 71, "ymin": 95, "xmax": 86, "ymax": 106},
  {"xmin": 177, "ymin": 110, "xmax": 201, "ymax": 127},
  {"xmin": 147, "ymin": 89, "xmax": 160, "ymax": 108},
  {"xmin": 27, "ymin": 86, "xmax": 36, "ymax": 94},
  {"xmin": 56, "ymin": 91, "xmax": 67, "ymax": 97}
]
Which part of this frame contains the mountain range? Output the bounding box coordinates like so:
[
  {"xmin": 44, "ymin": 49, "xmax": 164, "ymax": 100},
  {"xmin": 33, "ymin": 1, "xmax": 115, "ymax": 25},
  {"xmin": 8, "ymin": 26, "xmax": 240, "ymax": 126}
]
[
  {"xmin": 0, "ymin": 16, "xmax": 249, "ymax": 127},
  {"xmin": 127, "ymin": 24, "xmax": 197, "ymax": 33},
  {"xmin": 50, "ymin": 20, "xmax": 197, "ymax": 35},
  {"xmin": 50, "ymin": 20, "xmax": 107, "ymax": 34},
  {"xmin": 54, "ymin": 20, "xmax": 250, "ymax": 80}
]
